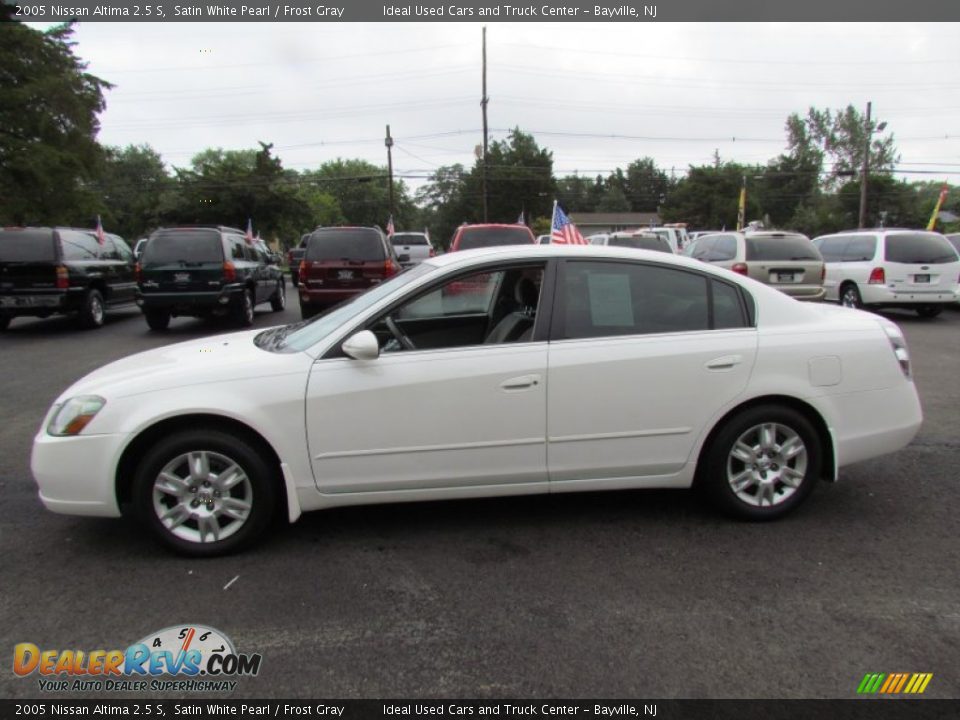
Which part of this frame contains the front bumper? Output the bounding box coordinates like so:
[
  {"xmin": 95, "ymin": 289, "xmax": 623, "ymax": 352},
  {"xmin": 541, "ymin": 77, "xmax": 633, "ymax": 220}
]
[{"xmin": 31, "ymin": 431, "xmax": 127, "ymax": 517}]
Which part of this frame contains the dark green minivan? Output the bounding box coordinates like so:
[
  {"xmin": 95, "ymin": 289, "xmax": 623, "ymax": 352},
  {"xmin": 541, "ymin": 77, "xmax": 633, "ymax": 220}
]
[{"xmin": 136, "ymin": 226, "xmax": 285, "ymax": 330}]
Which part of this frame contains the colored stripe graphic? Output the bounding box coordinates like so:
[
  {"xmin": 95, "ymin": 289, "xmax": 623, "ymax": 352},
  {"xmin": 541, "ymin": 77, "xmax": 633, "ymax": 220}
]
[{"xmin": 858, "ymin": 672, "xmax": 932, "ymax": 694}]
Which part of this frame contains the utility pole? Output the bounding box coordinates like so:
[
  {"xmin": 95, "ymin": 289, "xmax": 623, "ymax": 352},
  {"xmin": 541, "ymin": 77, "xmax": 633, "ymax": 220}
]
[
  {"xmin": 385, "ymin": 124, "xmax": 395, "ymax": 219},
  {"xmin": 858, "ymin": 101, "xmax": 872, "ymax": 229},
  {"xmin": 481, "ymin": 26, "xmax": 489, "ymax": 222}
]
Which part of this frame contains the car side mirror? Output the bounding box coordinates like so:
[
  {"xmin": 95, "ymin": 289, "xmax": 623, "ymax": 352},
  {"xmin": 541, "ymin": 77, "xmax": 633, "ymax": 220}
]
[
  {"xmin": 398, "ymin": 253, "xmax": 410, "ymax": 264},
  {"xmin": 342, "ymin": 330, "xmax": 380, "ymax": 361}
]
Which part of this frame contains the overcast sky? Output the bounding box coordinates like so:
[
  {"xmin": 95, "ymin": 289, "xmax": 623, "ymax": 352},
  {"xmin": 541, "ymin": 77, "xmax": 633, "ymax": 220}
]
[{"xmin": 29, "ymin": 21, "xmax": 960, "ymax": 190}]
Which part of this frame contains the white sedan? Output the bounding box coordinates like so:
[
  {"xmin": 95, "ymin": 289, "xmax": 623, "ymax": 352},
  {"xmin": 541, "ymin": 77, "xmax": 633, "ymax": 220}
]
[{"xmin": 32, "ymin": 245, "xmax": 923, "ymax": 556}]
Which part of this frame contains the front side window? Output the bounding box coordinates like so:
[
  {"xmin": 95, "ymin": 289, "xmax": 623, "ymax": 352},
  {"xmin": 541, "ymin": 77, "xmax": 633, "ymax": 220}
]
[
  {"xmin": 370, "ymin": 263, "xmax": 546, "ymax": 352},
  {"xmin": 557, "ymin": 261, "xmax": 748, "ymax": 340},
  {"xmin": 814, "ymin": 236, "xmax": 849, "ymax": 262}
]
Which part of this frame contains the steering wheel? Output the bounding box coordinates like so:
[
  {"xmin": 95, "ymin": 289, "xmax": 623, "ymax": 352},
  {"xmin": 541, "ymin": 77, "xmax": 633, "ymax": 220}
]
[{"xmin": 384, "ymin": 315, "xmax": 416, "ymax": 350}]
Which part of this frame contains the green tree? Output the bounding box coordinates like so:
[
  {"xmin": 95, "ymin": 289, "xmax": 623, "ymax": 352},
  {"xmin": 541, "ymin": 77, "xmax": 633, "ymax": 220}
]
[
  {"xmin": 623, "ymin": 158, "xmax": 672, "ymax": 212},
  {"xmin": 97, "ymin": 144, "xmax": 170, "ymax": 240},
  {"xmin": 0, "ymin": 21, "xmax": 111, "ymax": 225},
  {"xmin": 303, "ymin": 158, "xmax": 414, "ymax": 230},
  {"xmin": 483, "ymin": 128, "xmax": 555, "ymax": 223},
  {"xmin": 596, "ymin": 184, "xmax": 631, "ymax": 212},
  {"xmin": 661, "ymin": 163, "xmax": 761, "ymax": 229}
]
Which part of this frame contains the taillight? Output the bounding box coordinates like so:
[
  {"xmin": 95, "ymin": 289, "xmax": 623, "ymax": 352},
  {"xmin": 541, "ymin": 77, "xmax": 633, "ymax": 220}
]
[
  {"xmin": 384, "ymin": 260, "xmax": 398, "ymax": 277},
  {"xmin": 223, "ymin": 261, "xmax": 236, "ymax": 282},
  {"xmin": 134, "ymin": 262, "xmax": 142, "ymax": 283},
  {"xmin": 298, "ymin": 260, "xmax": 307, "ymax": 279},
  {"xmin": 868, "ymin": 267, "xmax": 885, "ymax": 284},
  {"xmin": 731, "ymin": 262, "xmax": 749, "ymax": 275},
  {"xmin": 429, "ymin": 248, "xmax": 436, "ymax": 257},
  {"xmin": 55, "ymin": 265, "xmax": 69, "ymax": 289}
]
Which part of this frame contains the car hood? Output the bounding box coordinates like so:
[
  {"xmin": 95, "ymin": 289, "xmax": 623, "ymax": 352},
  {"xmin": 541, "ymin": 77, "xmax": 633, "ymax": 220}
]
[{"xmin": 57, "ymin": 328, "xmax": 310, "ymax": 402}]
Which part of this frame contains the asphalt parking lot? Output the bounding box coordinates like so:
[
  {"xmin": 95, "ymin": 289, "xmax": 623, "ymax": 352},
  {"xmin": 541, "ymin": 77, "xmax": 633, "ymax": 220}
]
[{"xmin": 1, "ymin": 289, "xmax": 958, "ymax": 699}]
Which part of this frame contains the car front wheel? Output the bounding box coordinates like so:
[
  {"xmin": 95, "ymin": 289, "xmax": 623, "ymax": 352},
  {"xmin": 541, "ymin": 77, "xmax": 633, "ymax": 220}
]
[
  {"xmin": 131, "ymin": 429, "xmax": 277, "ymax": 556},
  {"xmin": 701, "ymin": 405, "xmax": 821, "ymax": 520}
]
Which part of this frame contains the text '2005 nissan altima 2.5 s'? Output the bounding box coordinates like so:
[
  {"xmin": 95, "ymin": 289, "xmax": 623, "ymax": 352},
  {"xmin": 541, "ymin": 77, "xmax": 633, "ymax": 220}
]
[{"xmin": 31, "ymin": 246, "xmax": 923, "ymax": 556}]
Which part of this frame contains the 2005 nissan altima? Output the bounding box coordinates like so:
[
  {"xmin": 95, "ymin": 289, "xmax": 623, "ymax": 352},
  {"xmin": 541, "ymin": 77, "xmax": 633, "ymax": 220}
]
[{"xmin": 31, "ymin": 245, "xmax": 922, "ymax": 556}]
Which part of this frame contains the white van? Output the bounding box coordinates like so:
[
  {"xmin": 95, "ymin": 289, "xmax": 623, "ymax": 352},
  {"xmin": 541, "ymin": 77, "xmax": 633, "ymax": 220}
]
[{"xmin": 812, "ymin": 229, "xmax": 960, "ymax": 317}]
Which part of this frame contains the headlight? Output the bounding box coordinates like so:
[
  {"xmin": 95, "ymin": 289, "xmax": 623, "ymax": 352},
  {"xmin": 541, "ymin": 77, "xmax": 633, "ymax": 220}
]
[{"xmin": 47, "ymin": 395, "xmax": 106, "ymax": 436}]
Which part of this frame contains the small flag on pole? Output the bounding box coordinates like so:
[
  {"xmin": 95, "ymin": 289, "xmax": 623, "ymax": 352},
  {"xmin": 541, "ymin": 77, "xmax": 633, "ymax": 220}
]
[
  {"xmin": 736, "ymin": 177, "xmax": 747, "ymax": 232},
  {"xmin": 244, "ymin": 218, "xmax": 254, "ymax": 245},
  {"xmin": 550, "ymin": 202, "xmax": 587, "ymax": 245},
  {"xmin": 517, "ymin": 210, "xmax": 525, "ymax": 225},
  {"xmin": 927, "ymin": 184, "xmax": 949, "ymax": 231},
  {"xmin": 94, "ymin": 215, "xmax": 106, "ymax": 245},
  {"xmin": 386, "ymin": 215, "xmax": 395, "ymax": 237}
]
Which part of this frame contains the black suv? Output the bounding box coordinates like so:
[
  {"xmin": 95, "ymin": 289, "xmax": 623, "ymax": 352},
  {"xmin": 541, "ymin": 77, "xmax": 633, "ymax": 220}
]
[
  {"xmin": 137, "ymin": 226, "xmax": 285, "ymax": 330},
  {"xmin": 0, "ymin": 226, "xmax": 136, "ymax": 330}
]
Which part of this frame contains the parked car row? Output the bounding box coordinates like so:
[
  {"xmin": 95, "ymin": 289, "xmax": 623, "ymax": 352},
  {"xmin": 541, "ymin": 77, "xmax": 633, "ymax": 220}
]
[{"xmin": 0, "ymin": 225, "xmax": 286, "ymax": 331}]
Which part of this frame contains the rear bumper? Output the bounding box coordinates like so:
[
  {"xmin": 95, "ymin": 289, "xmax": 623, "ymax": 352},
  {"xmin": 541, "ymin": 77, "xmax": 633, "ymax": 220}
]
[
  {"xmin": 137, "ymin": 288, "xmax": 242, "ymax": 315},
  {"xmin": 0, "ymin": 289, "xmax": 79, "ymax": 317},
  {"xmin": 860, "ymin": 285, "xmax": 958, "ymax": 307},
  {"xmin": 298, "ymin": 286, "xmax": 366, "ymax": 307}
]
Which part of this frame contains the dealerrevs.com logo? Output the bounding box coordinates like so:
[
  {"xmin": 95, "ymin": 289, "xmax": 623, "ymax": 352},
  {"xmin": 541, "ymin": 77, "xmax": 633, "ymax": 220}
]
[{"xmin": 13, "ymin": 625, "xmax": 262, "ymax": 693}]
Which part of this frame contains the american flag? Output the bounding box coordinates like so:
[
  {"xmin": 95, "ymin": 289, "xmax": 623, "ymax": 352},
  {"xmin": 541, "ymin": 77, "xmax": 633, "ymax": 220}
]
[
  {"xmin": 550, "ymin": 203, "xmax": 587, "ymax": 245},
  {"xmin": 244, "ymin": 218, "xmax": 254, "ymax": 245},
  {"xmin": 386, "ymin": 215, "xmax": 395, "ymax": 237},
  {"xmin": 94, "ymin": 215, "xmax": 106, "ymax": 245}
]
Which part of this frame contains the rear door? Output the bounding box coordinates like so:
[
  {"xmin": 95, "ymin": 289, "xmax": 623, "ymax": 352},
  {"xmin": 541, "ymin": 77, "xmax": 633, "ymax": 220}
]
[
  {"xmin": 101, "ymin": 235, "xmax": 137, "ymax": 304},
  {"xmin": 304, "ymin": 228, "xmax": 390, "ymax": 292},
  {"xmin": 140, "ymin": 230, "xmax": 225, "ymax": 293},
  {"xmin": 546, "ymin": 259, "xmax": 757, "ymax": 484},
  {"xmin": 745, "ymin": 234, "xmax": 822, "ymax": 295},
  {"xmin": 883, "ymin": 231, "xmax": 960, "ymax": 295},
  {"xmin": 0, "ymin": 229, "xmax": 60, "ymax": 303}
]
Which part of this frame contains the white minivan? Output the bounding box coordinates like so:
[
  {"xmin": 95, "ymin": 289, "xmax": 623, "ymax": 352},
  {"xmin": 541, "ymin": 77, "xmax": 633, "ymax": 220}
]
[{"xmin": 812, "ymin": 229, "xmax": 960, "ymax": 317}]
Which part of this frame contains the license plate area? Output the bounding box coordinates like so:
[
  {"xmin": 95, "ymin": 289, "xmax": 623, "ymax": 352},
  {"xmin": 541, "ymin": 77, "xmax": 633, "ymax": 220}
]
[
  {"xmin": 337, "ymin": 270, "xmax": 355, "ymax": 280},
  {"xmin": 772, "ymin": 272, "xmax": 797, "ymax": 283},
  {"xmin": 914, "ymin": 274, "xmax": 930, "ymax": 283},
  {"xmin": 0, "ymin": 295, "xmax": 59, "ymax": 308}
]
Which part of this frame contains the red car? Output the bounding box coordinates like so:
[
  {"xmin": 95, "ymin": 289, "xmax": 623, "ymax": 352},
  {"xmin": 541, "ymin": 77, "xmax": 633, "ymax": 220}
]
[
  {"xmin": 449, "ymin": 224, "xmax": 536, "ymax": 252},
  {"xmin": 298, "ymin": 227, "xmax": 403, "ymax": 319}
]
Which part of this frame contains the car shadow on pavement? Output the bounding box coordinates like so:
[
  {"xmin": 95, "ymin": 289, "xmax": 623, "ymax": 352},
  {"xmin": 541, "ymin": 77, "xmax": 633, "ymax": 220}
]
[{"xmin": 1, "ymin": 307, "xmax": 142, "ymax": 335}]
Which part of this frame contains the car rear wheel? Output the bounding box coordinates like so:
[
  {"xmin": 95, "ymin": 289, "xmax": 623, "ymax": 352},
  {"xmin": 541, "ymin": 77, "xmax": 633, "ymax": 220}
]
[
  {"xmin": 916, "ymin": 305, "xmax": 942, "ymax": 318},
  {"xmin": 300, "ymin": 301, "xmax": 317, "ymax": 320},
  {"xmin": 236, "ymin": 289, "xmax": 254, "ymax": 327},
  {"xmin": 79, "ymin": 289, "xmax": 105, "ymax": 329},
  {"xmin": 701, "ymin": 404, "xmax": 820, "ymax": 520},
  {"xmin": 0, "ymin": 315, "xmax": 9, "ymax": 331},
  {"xmin": 270, "ymin": 280, "xmax": 286, "ymax": 312},
  {"xmin": 144, "ymin": 309, "xmax": 171, "ymax": 331},
  {"xmin": 839, "ymin": 283, "xmax": 862, "ymax": 309},
  {"xmin": 131, "ymin": 429, "xmax": 277, "ymax": 556}
]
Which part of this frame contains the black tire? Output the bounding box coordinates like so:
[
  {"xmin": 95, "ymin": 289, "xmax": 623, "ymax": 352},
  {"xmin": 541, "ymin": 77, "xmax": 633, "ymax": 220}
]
[
  {"xmin": 839, "ymin": 283, "xmax": 862, "ymax": 309},
  {"xmin": 79, "ymin": 289, "xmax": 105, "ymax": 329},
  {"xmin": 916, "ymin": 305, "xmax": 942, "ymax": 318},
  {"xmin": 290, "ymin": 270, "xmax": 299, "ymax": 288},
  {"xmin": 300, "ymin": 301, "xmax": 317, "ymax": 320},
  {"xmin": 144, "ymin": 309, "xmax": 171, "ymax": 331},
  {"xmin": 700, "ymin": 404, "xmax": 821, "ymax": 521},
  {"xmin": 0, "ymin": 315, "xmax": 10, "ymax": 331},
  {"xmin": 236, "ymin": 288, "xmax": 255, "ymax": 327},
  {"xmin": 131, "ymin": 428, "xmax": 277, "ymax": 557},
  {"xmin": 270, "ymin": 279, "xmax": 286, "ymax": 312}
]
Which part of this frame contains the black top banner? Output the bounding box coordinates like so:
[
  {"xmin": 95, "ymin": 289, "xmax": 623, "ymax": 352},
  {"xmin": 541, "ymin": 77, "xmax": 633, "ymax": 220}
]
[{"xmin": 3, "ymin": 0, "xmax": 960, "ymax": 22}]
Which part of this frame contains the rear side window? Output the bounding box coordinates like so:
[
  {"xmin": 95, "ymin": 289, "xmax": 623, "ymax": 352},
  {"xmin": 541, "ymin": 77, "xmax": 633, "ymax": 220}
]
[
  {"xmin": 59, "ymin": 231, "xmax": 101, "ymax": 261},
  {"xmin": 884, "ymin": 233, "xmax": 958, "ymax": 264},
  {"xmin": 306, "ymin": 229, "xmax": 386, "ymax": 261},
  {"xmin": 143, "ymin": 230, "xmax": 224, "ymax": 264},
  {"xmin": 745, "ymin": 235, "xmax": 820, "ymax": 262},
  {"xmin": 0, "ymin": 229, "xmax": 57, "ymax": 262},
  {"xmin": 843, "ymin": 236, "xmax": 876, "ymax": 262},
  {"xmin": 815, "ymin": 236, "xmax": 848, "ymax": 262},
  {"xmin": 708, "ymin": 235, "xmax": 738, "ymax": 261},
  {"xmin": 457, "ymin": 227, "xmax": 533, "ymax": 250},
  {"xmin": 391, "ymin": 233, "xmax": 429, "ymax": 246},
  {"xmin": 712, "ymin": 280, "xmax": 748, "ymax": 329}
]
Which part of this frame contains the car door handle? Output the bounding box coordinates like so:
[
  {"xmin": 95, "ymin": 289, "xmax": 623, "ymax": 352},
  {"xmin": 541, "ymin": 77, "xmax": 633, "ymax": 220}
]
[
  {"xmin": 705, "ymin": 355, "xmax": 743, "ymax": 370},
  {"xmin": 500, "ymin": 374, "xmax": 541, "ymax": 390}
]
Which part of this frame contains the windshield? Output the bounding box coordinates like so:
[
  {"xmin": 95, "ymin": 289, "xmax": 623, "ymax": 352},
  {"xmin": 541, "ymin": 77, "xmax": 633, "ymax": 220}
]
[
  {"xmin": 143, "ymin": 230, "xmax": 223, "ymax": 265},
  {"xmin": 262, "ymin": 262, "xmax": 434, "ymax": 353},
  {"xmin": 884, "ymin": 232, "xmax": 958, "ymax": 264},
  {"xmin": 391, "ymin": 233, "xmax": 429, "ymax": 246},
  {"xmin": 745, "ymin": 235, "xmax": 820, "ymax": 261},
  {"xmin": 0, "ymin": 229, "xmax": 57, "ymax": 262},
  {"xmin": 306, "ymin": 228, "xmax": 385, "ymax": 261},
  {"xmin": 457, "ymin": 227, "xmax": 532, "ymax": 250}
]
